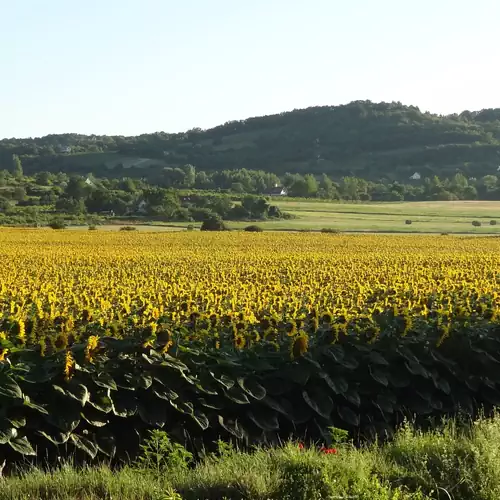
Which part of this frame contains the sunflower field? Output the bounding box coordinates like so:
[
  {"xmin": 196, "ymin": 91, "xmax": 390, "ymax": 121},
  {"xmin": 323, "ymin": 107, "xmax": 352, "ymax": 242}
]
[{"xmin": 1, "ymin": 229, "xmax": 500, "ymax": 464}]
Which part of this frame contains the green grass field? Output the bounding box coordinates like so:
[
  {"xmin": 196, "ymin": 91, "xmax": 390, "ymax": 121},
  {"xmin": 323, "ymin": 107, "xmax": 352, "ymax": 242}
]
[{"xmin": 153, "ymin": 200, "xmax": 500, "ymax": 233}]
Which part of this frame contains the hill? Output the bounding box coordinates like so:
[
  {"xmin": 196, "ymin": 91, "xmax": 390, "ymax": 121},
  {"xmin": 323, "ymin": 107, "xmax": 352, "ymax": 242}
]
[{"xmin": 2, "ymin": 101, "xmax": 500, "ymax": 180}]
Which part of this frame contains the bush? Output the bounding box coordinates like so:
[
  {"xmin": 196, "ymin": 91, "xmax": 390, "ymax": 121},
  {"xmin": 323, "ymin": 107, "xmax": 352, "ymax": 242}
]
[
  {"xmin": 88, "ymin": 225, "xmax": 97, "ymax": 231},
  {"xmin": 48, "ymin": 219, "xmax": 66, "ymax": 230},
  {"xmin": 472, "ymin": 220, "xmax": 482, "ymax": 227},
  {"xmin": 244, "ymin": 225, "xmax": 264, "ymax": 232},
  {"xmin": 186, "ymin": 224, "xmax": 194, "ymax": 231},
  {"xmin": 321, "ymin": 228, "xmax": 340, "ymax": 233},
  {"xmin": 120, "ymin": 226, "xmax": 137, "ymax": 231},
  {"xmin": 490, "ymin": 220, "xmax": 497, "ymax": 226},
  {"xmin": 405, "ymin": 220, "xmax": 412, "ymax": 225},
  {"xmin": 200, "ymin": 215, "xmax": 228, "ymax": 231}
]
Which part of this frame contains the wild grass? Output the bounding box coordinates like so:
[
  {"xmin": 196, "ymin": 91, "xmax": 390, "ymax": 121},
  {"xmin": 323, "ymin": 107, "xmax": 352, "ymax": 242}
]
[{"xmin": 5, "ymin": 414, "xmax": 500, "ymax": 499}]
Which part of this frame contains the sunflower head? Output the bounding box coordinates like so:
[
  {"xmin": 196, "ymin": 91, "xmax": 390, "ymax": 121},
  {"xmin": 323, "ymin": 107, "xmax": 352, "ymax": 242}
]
[
  {"xmin": 234, "ymin": 333, "xmax": 246, "ymax": 350},
  {"xmin": 64, "ymin": 350, "xmax": 75, "ymax": 380},
  {"xmin": 290, "ymin": 334, "xmax": 309, "ymax": 359}
]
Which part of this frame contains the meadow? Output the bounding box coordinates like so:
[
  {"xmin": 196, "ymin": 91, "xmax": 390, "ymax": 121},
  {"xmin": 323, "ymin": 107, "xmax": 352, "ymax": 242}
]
[
  {"xmin": 150, "ymin": 200, "xmax": 500, "ymax": 233},
  {"xmin": 2, "ymin": 229, "xmax": 500, "ymax": 498}
]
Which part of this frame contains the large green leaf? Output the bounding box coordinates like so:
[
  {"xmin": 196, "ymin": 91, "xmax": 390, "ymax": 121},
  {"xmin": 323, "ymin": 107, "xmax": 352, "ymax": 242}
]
[
  {"xmin": 282, "ymin": 364, "xmax": 310, "ymax": 385},
  {"xmin": 0, "ymin": 426, "xmax": 17, "ymax": 444},
  {"xmin": 320, "ymin": 373, "xmax": 348, "ymax": 395},
  {"xmin": 153, "ymin": 387, "xmax": 179, "ymax": 401},
  {"xmin": 218, "ymin": 415, "xmax": 246, "ymax": 439},
  {"xmin": 370, "ymin": 367, "xmax": 389, "ymax": 387},
  {"xmin": 343, "ymin": 390, "xmax": 361, "ymax": 407},
  {"xmin": 9, "ymin": 436, "xmax": 36, "ymax": 456},
  {"xmin": 0, "ymin": 375, "xmax": 23, "ymax": 400},
  {"xmin": 88, "ymin": 389, "xmax": 113, "ymax": 414},
  {"xmin": 324, "ymin": 345, "xmax": 344, "ymax": 363},
  {"xmin": 169, "ymin": 400, "xmax": 194, "ymax": 415},
  {"xmin": 93, "ymin": 372, "xmax": 117, "ymax": 391},
  {"xmin": 138, "ymin": 399, "xmax": 167, "ymax": 427},
  {"xmin": 338, "ymin": 406, "xmax": 360, "ymax": 426},
  {"xmin": 302, "ymin": 388, "xmax": 333, "ymax": 418},
  {"xmin": 248, "ymin": 409, "xmax": 279, "ymax": 431},
  {"xmin": 369, "ymin": 351, "xmax": 389, "ymax": 366},
  {"xmin": 237, "ymin": 377, "xmax": 266, "ymax": 400},
  {"xmin": 37, "ymin": 429, "xmax": 71, "ymax": 445},
  {"xmin": 261, "ymin": 395, "xmax": 291, "ymax": 415},
  {"xmin": 405, "ymin": 360, "xmax": 430, "ymax": 379},
  {"xmin": 70, "ymin": 434, "xmax": 98, "ymax": 459},
  {"xmin": 96, "ymin": 428, "xmax": 116, "ymax": 458},
  {"xmin": 81, "ymin": 407, "xmax": 109, "ymax": 428},
  {"xmin": 112, "ymin": 392, "xmax": 137, "ymax": 417},
  {"xmin": 23, "ymin": 396, "xmax": 48, "ymax": 415},
  {"xmin": 225, "ymin": 387, "xmax": 250, "ymax": 405},
  {"xmin": 210, "ymin": 372, "xmax": 235, "ymax": 390},
  {"xmin": 191, "ymin": 410, "xmax": 209, "ymax": 430},
  {"xmin": 65, "ymin": 383, "xmax": 90, "ymax": 406}
]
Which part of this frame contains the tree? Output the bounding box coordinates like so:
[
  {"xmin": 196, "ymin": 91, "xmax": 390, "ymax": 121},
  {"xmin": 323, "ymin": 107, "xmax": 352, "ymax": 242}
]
[
  {"xmin": 304, "ymin": 174, "xmax": 318, "ymax": 197},
  {"xmin": 65, "ymin": 176, "xmax": 89, "ymax": 199},
  {"xmin": 35, "ymin": 171, "xmax": 53, "ymax": 186},
  {"xmin": 12, "ymin": 155, "xmax": 23, "ymax": 179},
  {"xmin": 200, "ymin": 214, "xmax": 228, "ymax": 231},
  {"xmin": 181, "ymin": 164, "xmax": 196, "ymax": 188},
  {"xmin": 241, "ymin": 195, "xmax": 270, "ymax": 219},
  {"xmin": 13, "ymin": 186, "xmax": 26, "ymax": 201}
]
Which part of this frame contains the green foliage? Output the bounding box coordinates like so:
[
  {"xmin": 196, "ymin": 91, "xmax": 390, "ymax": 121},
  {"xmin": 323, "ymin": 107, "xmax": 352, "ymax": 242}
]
[
  {"xmin": 136, "ymin": 429, "xmax": 192, "ymax": 474},
  {"xmin": 472, "ymin": 220, "xmax": 482, "ymax": 227},
  {"xmin": 200, "ymin": 214, "xmax": 228, "ymax": 231},
  {"xmin": 490, "ymin": 220, "xmax": 497, "ymax": 225},
  {"xmin": 48, "ymin": 218, "xmax": 67, "ymax": 229},
  {"xmin": 244, "ymin": 225, "xmax": 264, "ymax": 232},
  {"xmin": 119, "ymin": 225, "xmax": 137, "ymax": 231}
]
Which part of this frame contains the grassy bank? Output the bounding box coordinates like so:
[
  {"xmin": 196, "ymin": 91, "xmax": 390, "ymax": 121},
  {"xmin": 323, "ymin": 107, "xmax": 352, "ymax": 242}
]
[{"xmin": 4, "ymin": 415, "xmax": 500, "ymax": 499}]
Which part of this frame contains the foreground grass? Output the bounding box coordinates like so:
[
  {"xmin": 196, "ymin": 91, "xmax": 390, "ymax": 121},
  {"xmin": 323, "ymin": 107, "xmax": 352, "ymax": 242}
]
[{"xmin": 5, "ymin": 415, "xmax": 500, "ymax": 499}]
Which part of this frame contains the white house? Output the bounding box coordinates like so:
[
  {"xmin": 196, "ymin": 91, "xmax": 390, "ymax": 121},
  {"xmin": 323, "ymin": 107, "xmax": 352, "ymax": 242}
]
[
  {"xmin": 409, "ymin": 172, "xmax": 421, "ymax": 180},
  {"xmin": 85, "ymin": 177, "xmax": 95, "ymax": 187},
  {"xmin": 58, "ymin": 145, "xmax": 72, "ymax": 154}
]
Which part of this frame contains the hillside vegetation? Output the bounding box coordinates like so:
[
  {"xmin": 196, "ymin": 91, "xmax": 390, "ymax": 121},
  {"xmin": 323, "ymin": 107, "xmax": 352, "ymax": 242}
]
[{"xmin": 2, "ymin": 101, "xmax": 500, "ymax": 181}]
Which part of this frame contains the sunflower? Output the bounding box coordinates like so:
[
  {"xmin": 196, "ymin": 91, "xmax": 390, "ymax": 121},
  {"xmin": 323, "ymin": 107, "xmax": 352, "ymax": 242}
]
[
  {"xmin": 234, "ymin": 333, "xmax": 246, "ymax": 350},
  {"xmin": 64, "ymin": 350, "xmax": 75, "ymax": 380},
  {"xmin": 0, "ymin": 348, "xmax": 8, "ymax": 362},
  {"xmin": 290, "ymin": 333, "xmax": 308, "ymax": 359},
  {"xmin": 85, "ymin": 335, "xmax": 100, "ymax": 362}
]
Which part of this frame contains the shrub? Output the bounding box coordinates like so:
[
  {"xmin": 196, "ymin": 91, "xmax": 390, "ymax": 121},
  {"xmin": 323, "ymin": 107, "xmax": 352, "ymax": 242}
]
[
  {"xmin": 244, "ymin": 225, "xmax": 264, "ymax": 232},
  {"xmin": 321, "ymin": 228, "xmax": 340, "ymax": 233},
  {"xmin": 490, "ymin": 220, "xmax": 497, "ymax": 226},
  {"xmin": 88, "ymin": 225, "xmax": 97, "ymax": 231},
  {"xmin": 200, "ymin": 215, "xmax": 228, "ymax": 231},
  {"xmin": 186, "ymin": 224, "xmax": 194, "ymax": 231},
  {"xmin": 48, "ymin": 219, "xmax": 66, "ymax": 230},
  {"xmin": 120, "ymin": 226, "xmax": 137, "ymax": 231},
  {"xmin": 405, "ymin": 220, "xmax": 412, "ymax": 225},
  {"xmin": 472, "ymin": 220, "xmax": 482, "ymax": 227}
]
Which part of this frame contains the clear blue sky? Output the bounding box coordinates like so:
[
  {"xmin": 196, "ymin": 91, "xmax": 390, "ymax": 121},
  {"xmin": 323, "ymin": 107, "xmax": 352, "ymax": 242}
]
[{"xmin": 1, "ymin": 0, "xmax": 499, "ymax": 138}]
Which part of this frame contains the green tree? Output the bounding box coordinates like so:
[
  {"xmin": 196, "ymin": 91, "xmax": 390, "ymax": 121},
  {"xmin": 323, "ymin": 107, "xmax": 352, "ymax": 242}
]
[
  {"xmin": 12, "ymin": 155, "xmax": 23, "ymax": 179},
  {"xmin": 181, "ymin": 164, "xmax": 196, "ymax": 188}
]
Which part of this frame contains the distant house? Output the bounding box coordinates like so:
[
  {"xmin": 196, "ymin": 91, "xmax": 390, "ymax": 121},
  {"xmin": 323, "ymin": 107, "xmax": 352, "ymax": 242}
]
[
  {"xmin": 267, "ymin": 185, "xmax": 288, "ymax": 196},
  {"xmin": 85, "ymin": 177, "xmax": 95, "ymax": 187},
  {"xmin": 409, "ymin": 172, "xmax": 421, "ymax": 181},
  {"xmin": 497, "ymin": 166, "xmax": 500, "ymax": 171},
  {"xmin": 58, "ymin": 145, "xmax": 72, "ymax": 154}
]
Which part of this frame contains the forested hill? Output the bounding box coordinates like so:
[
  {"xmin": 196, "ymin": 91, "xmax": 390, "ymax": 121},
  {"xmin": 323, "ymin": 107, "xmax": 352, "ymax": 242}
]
[{"xmin": 2, "ymin": 101, "xmax": 500, "ymax": 181}]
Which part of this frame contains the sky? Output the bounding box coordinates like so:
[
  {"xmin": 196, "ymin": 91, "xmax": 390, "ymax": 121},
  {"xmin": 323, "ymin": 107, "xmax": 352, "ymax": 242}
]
[{"xmin": 1, "ymin": 0, "xmax": 499, "ymax": 138}]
